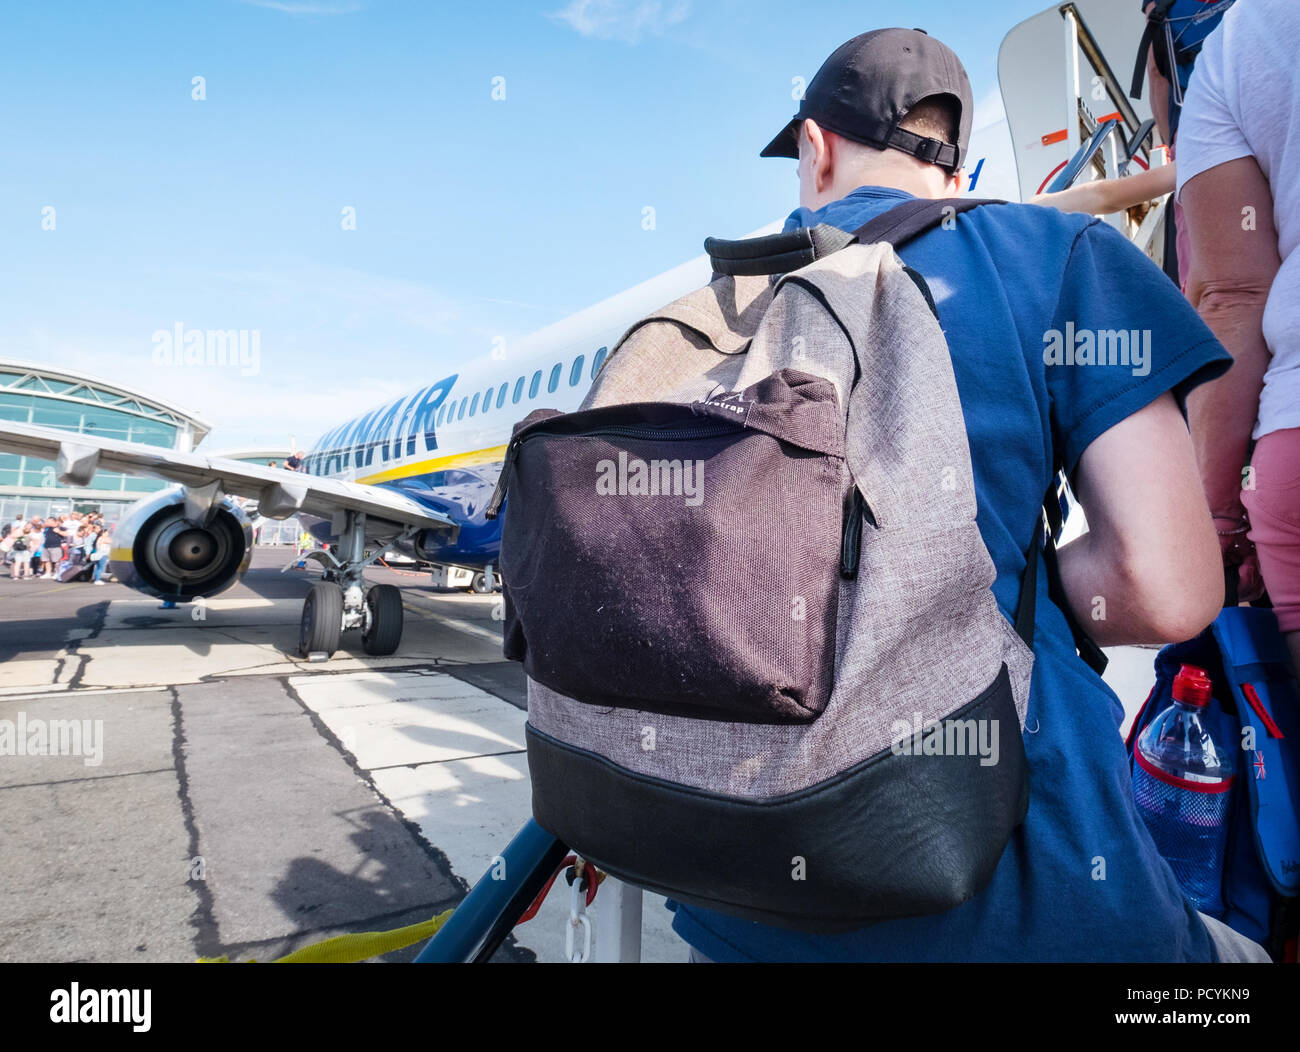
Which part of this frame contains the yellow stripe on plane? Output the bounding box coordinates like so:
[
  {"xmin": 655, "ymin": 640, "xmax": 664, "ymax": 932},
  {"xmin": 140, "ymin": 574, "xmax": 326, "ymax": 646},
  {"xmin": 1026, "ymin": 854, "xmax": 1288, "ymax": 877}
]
[{"xmin": 354, "ymin": 444, "xmax": 509, "ymax": 486}]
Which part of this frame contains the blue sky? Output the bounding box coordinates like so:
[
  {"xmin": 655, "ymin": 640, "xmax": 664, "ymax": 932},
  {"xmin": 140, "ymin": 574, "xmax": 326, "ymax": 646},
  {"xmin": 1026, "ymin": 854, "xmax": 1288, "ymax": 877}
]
[{"xmin": 0, "ymin": 0, "xmax": 1051, "ymax": 449}]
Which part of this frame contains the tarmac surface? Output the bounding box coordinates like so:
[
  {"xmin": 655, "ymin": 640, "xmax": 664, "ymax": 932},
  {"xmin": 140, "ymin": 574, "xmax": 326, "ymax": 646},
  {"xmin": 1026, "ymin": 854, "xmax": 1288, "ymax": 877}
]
[{"xmin": 0, "ymin": 548, "xmax": 682, "ymax": 963}]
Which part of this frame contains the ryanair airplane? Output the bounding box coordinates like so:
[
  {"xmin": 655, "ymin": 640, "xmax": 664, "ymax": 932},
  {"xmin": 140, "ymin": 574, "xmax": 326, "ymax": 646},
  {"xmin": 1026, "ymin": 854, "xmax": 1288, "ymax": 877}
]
[{"xmin": 0, "ymin": 0, "xmax": 1159, "ymax": 661}]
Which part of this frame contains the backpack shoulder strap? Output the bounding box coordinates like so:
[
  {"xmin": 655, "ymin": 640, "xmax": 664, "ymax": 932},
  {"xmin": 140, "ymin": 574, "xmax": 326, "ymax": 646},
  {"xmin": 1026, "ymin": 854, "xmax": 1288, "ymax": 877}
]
[
  {"xmin": 705, "ymin": 195, "xmax": 1108, "ymax": 673},
  {"xmin": 1042, "ymin": 469, "xmax": 1109, "ymax": 675},
  {"xmin": 847, "ymin": 196, "xmax": 1002, "ymax": 248},
  {"xmin": 704, "ymin": 224, "xmax": 856, "ymax": 278},
  {"xmin": 1130, "ymin": 0, "xmax": 1179, "ymax": 99},
  {"xmin": 705, "ymin": 197, "xmax": 1005, "ymax": 278}
]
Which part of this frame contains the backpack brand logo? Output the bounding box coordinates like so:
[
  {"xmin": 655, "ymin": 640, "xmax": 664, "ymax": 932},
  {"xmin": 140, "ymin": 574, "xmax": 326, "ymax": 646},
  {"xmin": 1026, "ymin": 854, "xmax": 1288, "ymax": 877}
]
[
  {"xmin": 595, "ymin": 451, "xmax": 704, "ymax": 507},
  {"xmin": 698, "ymin": 390, "xmax": 750, "ymax": 424}
]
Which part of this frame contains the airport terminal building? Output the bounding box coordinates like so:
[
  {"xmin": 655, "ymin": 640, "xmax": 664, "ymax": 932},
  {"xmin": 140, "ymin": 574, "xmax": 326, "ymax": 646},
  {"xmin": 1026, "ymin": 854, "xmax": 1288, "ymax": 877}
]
[{"xmin": 0, "ymin": 357, "xmax": 209, "ymax": 526}]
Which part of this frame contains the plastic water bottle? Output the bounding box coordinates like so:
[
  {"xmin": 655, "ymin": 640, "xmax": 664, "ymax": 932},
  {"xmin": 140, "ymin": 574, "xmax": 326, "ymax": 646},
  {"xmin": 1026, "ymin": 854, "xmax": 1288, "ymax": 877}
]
[{"xmin": 1132, "ymin": 664, "xmax": 1236, "ymax": 916}]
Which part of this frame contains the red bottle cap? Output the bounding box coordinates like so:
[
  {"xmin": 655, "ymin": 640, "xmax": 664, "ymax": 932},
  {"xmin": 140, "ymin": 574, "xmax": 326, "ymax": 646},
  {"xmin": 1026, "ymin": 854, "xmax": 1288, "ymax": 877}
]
[{"xmin": 1172, "ymin": 664, "xmax": 1212, "ymax": 708}]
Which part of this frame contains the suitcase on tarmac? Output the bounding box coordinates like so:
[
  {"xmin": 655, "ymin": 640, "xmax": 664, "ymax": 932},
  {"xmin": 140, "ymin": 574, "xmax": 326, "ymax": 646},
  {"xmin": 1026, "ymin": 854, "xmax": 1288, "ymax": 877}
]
[{"xmin": 57, "ymin": 555, "xmax": 92, "ymax": 583}]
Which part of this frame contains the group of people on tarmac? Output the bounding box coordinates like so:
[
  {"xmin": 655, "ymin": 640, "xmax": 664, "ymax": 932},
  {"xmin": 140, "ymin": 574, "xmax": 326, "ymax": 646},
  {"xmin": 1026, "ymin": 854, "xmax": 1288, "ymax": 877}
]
[{"xmin": 0, "ymin": 511, "xmax": 112, "ymax": 584}]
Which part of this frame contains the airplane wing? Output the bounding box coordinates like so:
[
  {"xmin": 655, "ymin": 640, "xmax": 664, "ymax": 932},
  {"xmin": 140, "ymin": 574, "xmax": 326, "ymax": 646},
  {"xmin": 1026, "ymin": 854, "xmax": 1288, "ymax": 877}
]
[{"xmin": 0, "ymin": 420, "xmax": 456, "ymax": 535}]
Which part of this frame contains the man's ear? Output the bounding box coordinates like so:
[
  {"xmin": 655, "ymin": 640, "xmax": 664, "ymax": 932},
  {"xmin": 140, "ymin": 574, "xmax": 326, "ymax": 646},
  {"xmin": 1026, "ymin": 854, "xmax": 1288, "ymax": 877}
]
[
  {"xmin": 803, "ymin": 118, "xmax": 835, "ymax": 195},
  {"xmin": 948, "ymin": 166, "xmax": 967, "ymax": 196}
]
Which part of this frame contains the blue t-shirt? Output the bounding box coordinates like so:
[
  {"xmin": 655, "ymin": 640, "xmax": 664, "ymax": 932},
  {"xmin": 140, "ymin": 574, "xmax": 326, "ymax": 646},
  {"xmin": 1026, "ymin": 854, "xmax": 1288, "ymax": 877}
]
[{"xmin": 670, "ymin": 186, "xmax": 1232, "ymax": 962}]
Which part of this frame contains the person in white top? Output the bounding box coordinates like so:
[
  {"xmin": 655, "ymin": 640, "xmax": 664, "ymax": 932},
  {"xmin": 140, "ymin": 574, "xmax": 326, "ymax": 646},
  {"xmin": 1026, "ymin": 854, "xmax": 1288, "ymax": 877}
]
[{"xmin": 1177, "ymin": 0, "xmax": 1300, "ymax": 679}]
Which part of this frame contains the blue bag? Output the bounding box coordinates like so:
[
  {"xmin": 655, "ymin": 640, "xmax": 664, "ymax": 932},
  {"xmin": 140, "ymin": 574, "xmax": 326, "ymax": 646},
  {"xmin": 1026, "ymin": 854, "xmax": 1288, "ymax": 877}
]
[
  {"xmin": 1126, "ymin": 604, "xmax": 1300, "ymax": 961},
  {"xmin": 1130, "ymin": 0, "xmax": 1237, "ymax": 137}
]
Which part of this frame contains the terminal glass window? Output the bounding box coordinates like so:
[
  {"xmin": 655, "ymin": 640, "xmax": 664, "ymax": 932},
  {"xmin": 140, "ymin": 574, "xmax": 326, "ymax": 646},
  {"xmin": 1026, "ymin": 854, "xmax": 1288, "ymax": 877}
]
[
  {"xmin": 80, "ymin": 408, "xmax": 136, "ymax": 442},
  {"xmin": 124, "ymin": 418, "xmax": 176, "ymax": 448},
  {"xmin": 0, "ymin": 453, "xmax": 21, "ymax": 487},
  {"xmin": 29, "ymin": 401, "xmax": 82, "ymax": 431},
  {"xmin": 0, "ymin": 392, "xmax": 31, "ymax": 422}
]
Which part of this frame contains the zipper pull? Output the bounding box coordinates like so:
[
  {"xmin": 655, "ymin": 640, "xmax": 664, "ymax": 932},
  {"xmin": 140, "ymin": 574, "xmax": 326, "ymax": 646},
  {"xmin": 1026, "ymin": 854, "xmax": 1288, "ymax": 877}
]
[
  {"xmin": 839, "ymin": 488, "xmax": 875, "ymax": 579},
  {"xmin": 484, "ymin": 439, "xmax": 520, "ymax": 520}
]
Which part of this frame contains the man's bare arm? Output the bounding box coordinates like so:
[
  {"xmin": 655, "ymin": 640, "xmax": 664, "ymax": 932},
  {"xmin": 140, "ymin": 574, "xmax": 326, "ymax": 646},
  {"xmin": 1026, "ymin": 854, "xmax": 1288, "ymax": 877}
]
[{"xmin": 1056, "ymin": 392, "xmax": 1223, "ymax": 645}]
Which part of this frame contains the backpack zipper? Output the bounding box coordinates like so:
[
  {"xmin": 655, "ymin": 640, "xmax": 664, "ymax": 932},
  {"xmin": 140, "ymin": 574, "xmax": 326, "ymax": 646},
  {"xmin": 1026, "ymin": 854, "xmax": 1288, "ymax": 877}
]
[
  {"xmin": 484, "ymin": 420, "xmax": 738, "ymax": 520},
  {"xmin": 840, "ymin": 488, "xmax": 876, "ymax": 579}
]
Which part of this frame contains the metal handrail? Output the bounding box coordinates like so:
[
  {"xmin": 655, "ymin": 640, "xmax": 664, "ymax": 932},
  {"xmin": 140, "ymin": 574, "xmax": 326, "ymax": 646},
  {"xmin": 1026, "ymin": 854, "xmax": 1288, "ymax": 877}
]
[
  {"xmin": 1045, "ymin": 117, "xmax": 1127, "ymax": 194},
  {"xmin": 1059, "ymin": 2, "xmax": 1143, "ymax": 133},
  {"xmin": 414, "ymin": 819, "xmax": 568, "ymax": 963}
]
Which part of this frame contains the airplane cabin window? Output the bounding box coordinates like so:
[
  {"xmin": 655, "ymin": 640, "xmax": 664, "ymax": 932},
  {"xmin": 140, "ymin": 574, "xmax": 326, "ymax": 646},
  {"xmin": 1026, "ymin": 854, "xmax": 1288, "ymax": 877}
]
[
  {"xmin": 569, "ymin": 355, "xmax": 584, "ymax": 386},
  {"xmin": 469, "ymin": 393, "xmax": 480, "ymax": 417},
  {"xmin": 482, "ymin": 387, "xmax": 493, "ymax": 411},
  {"xmin": 445, "ymin": 400, "xmax": 456, "ymax": 422},
  {"xmin": 458, "ymin": 399, "xmax": 467, "ymax": 421},
  {"xmin": 496, "ymin": 383, "xmax": 507, "ymax": 409},
  {"xmin": 529, "ymin": 371, "xmax": 541, "ymax": 398},
  {"xmin": 436, "ymin": 403, "xmax": 447, "ymax": 426},
  {"xmin": 547, "ymin": 362, "xmax": 561, "ymax": 394},
  {"xmin": 513, "ymin": 377, "xmax": 525, "ymax": 403},
  {"xmin": 591, "ymin": 346, "xmax": 608, "ymax": 378}
]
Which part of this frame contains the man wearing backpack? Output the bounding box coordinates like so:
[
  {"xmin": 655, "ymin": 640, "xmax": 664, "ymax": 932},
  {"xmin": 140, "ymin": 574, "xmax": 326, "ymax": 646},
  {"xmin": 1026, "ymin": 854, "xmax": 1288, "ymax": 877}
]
[{"xmin": 669, "ymin": 28, "xmax": 1267, "ymax": 963}]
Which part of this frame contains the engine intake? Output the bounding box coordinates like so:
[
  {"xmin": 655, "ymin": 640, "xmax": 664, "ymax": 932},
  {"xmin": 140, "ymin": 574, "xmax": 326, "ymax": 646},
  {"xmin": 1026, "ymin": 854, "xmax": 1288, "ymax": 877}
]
[{"xmin": 111, "ymin": 487, "xmax": 253, "ymax": 601}]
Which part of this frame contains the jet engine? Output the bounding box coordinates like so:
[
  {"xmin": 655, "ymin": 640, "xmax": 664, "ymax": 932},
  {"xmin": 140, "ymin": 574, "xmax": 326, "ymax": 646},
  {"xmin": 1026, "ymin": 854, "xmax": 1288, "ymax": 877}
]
[{"xmin": 110, "ymin": 486, "xmax": 253, "ymax": 601}]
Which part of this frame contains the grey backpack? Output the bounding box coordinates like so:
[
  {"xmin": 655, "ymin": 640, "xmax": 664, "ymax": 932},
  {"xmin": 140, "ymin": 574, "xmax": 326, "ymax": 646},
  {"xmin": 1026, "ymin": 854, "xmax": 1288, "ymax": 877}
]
[{"xmin": 488, "ymin": 198, "xmax": 1047, "ymax": 931}]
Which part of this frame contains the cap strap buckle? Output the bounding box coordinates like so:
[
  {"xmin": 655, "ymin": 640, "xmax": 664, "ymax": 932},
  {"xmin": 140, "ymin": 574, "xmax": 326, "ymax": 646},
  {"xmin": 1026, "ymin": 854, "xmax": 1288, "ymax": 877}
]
[{"xmin": 886, "ymin": 127, "xmax": 958, "ymax": 171}]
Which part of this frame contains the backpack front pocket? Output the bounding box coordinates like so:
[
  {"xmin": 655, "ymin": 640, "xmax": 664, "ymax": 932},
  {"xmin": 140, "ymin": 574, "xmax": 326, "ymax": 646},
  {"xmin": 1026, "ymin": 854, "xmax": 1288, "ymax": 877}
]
[{"xmin": 493, "ymin": 370, "xmax": 846, "ymax": 724}]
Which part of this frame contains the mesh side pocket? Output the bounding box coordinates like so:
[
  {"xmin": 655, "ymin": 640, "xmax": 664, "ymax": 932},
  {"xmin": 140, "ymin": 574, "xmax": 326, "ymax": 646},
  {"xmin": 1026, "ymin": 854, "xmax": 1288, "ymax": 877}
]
[{"xmin": 1133, "ymin": 759, "xmax": 1234, "ymax": 909}]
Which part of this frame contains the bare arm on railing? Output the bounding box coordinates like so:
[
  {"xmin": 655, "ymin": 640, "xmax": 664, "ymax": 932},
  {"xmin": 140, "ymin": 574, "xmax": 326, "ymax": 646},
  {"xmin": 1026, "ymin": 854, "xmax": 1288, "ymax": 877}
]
[{"xmin": 1031, "ymin": 164, "xmax": 1175, "ymax": 217}]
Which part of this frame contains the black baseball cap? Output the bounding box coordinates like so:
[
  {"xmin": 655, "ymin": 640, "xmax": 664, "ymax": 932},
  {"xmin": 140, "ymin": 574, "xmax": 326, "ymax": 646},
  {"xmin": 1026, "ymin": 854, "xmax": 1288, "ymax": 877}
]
[{"xmin": 760, "ymin": 28, "xmax": 974, "ymax": 172}]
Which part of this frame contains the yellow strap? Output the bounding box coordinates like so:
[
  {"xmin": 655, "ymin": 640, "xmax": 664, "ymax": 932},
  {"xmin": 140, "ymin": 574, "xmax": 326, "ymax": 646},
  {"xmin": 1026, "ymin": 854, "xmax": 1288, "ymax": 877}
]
[{"xmin": 197, "ymin": 909, "xmax": 453, "ymax": 964}]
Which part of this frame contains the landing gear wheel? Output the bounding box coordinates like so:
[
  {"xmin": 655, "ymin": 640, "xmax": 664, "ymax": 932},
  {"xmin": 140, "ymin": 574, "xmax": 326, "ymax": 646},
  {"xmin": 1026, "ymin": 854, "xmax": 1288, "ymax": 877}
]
[
  {"xmin": 470, "ymin": 571, "xmax": 496, "ymax": 595},
  {"xmin": 362, "ymin": 584, "xmax": 403, "ymax": 656},
  {"xmin": 300, "ymin": 581, "xmax": 343, "ymax": 657}
]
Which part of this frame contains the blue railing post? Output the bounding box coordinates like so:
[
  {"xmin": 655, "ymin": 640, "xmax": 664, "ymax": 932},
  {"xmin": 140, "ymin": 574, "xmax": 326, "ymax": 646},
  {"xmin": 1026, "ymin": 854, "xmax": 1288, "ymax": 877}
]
[{"xmin": 414, "ymin": 819, "xmax": 568, "ymax": 963}]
